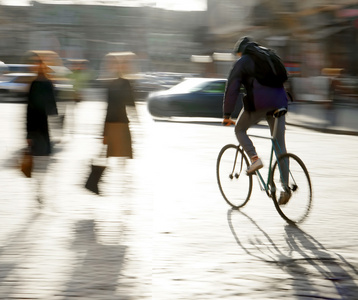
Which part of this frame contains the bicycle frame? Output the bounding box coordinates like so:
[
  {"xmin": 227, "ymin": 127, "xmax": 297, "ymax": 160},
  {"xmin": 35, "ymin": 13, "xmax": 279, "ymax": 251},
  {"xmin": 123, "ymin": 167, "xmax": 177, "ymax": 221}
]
[{"xmin": 246, "ymin": 134, "xmax": 286, "ymax": 197}]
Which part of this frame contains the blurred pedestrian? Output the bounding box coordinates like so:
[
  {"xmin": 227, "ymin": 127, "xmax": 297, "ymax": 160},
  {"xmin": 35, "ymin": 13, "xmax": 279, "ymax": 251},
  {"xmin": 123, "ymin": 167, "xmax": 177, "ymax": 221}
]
[
  {"xmin": 64, "ymin": 60, "xmax": 91, "ymax": 136},
  {"xmin": 69, "ymin": 60, "xmax": 91, "ymax": 103},
  {"xmin": 103, "ymin": 57, "xmax": 136, "ymax": 160},
  {"xmin": 84, "ymin": 56, "xmax": 137, "ymax": 195},
  {"xmin": 26, "ymin": 58, "xmax": 58, "ymax": 204},
  {"xmin": 324, "ymin": 68, "xmax": 344, "ymax": 128}
]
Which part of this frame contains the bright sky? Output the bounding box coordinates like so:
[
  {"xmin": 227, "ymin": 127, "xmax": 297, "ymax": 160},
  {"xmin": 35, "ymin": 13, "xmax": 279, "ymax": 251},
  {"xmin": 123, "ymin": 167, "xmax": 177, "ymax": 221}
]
[{"xmin": 1, "ymin": 0, "xmax": 207, "ymax": 11}]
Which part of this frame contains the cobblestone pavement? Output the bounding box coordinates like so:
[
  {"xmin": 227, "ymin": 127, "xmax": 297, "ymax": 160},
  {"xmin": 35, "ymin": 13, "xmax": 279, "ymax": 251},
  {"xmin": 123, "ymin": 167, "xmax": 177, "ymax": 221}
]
[{"xmin": 0, "ymin": 96, "xmax": 358, "ymax": 299}]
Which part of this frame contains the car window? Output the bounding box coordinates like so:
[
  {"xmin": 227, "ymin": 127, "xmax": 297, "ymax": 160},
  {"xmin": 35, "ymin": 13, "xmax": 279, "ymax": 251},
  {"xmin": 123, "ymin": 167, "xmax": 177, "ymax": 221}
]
[
  {"xmin": 169, "ymin": 79, "xmax": 207, "ymax": 93},
  {"xmin": 7, "ymin": 65, "xmax": 33, "ymax": 73},
  {"xmin": 201, "ymin": 82, "xmax": 226, "ymax": 93}
]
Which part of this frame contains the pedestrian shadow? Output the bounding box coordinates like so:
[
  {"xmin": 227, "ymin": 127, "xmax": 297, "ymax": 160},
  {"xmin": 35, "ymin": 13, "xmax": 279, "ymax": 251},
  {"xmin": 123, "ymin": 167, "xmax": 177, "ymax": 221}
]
[
  {"xmin": 227, "ymin": 209, "xmax": 358, "ymax": 299},
  {"xmin": 0, "ymin": 211, "xmax": 42, "ymax": 297},
  {"xmin": 61, "ymin": 219, "xmax": 126, "ymax": 299}
]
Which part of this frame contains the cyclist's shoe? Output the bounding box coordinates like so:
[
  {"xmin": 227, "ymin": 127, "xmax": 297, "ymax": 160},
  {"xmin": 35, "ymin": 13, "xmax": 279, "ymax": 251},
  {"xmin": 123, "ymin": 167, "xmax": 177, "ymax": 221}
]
[
  {"xmin": 278, "ymin": 190, "xmax": 292, "ymax": 205},
  {"xmin": 246, "ymin": 158, "xmax": 263, "ymax": 174}
]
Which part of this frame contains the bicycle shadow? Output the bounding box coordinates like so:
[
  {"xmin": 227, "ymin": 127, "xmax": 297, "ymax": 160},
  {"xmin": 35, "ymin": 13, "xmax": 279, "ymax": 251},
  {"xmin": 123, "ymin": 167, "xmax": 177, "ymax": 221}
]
[{"xmin": 227, "ymin": 209, "xmax": 358, "ymax": 299}]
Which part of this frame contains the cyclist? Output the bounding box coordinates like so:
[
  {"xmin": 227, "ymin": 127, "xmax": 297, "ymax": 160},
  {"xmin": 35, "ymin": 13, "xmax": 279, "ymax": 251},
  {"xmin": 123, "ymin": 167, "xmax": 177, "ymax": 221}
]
[{"xmin": 222, "ymin": 36, "xmax": 290, "ymax": 204}]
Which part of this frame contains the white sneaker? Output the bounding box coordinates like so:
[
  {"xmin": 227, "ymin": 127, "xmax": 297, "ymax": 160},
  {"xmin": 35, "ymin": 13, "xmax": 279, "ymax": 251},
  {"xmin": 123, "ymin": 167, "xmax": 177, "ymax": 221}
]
[
  {"xmin": 246, "ymin": 158, "xmax": 263, "ymax": 174},
  {"xmin": 278, "ymin": 190, "xmax": 292, "ymax": 205}
]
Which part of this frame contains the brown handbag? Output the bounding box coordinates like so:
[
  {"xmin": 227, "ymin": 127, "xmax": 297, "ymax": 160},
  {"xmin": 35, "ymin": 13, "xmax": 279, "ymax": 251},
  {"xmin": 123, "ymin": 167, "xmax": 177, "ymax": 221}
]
[{"xmin": 21, "ymin": 150, "xmax": 33, "ymax": 178}]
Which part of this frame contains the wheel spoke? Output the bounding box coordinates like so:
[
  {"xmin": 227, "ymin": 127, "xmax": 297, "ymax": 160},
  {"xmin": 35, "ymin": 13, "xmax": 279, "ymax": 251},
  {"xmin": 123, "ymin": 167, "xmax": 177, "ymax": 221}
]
[{"xmin": 217, "ymin": 145, "xmax": 253, "ymax": 209}]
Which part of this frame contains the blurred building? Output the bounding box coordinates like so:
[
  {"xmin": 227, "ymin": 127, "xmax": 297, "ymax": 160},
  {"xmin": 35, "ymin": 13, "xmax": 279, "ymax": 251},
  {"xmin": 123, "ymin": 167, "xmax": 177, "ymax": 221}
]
[
  {"xmin": 0, "ymin": 0, "xmax": 357, "ymax": 79},
  {"xmin": 206, "ymin": 0, "xmax": 358, "ymax": 77},
  {"xmin": 142, "ymin": 7, "xmax": 206, "ymax": 72},
  {"xmin": 28, "ymin": 2, "xmax": 148, "ymax": 71},
  {"xmin": 0, "ymin": 5, "xmax": 30, "ymax": 62},
  {"xmin": 0, "ymin": 1, "xmax": 206, "ymax": 74}
]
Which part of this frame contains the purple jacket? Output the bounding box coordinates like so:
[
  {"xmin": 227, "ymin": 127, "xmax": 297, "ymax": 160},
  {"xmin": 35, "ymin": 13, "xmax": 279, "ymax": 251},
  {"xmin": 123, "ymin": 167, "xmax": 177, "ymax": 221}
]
[{"xmin": 223, "ymin": 54, "xmax": 288, "ymax": 116}]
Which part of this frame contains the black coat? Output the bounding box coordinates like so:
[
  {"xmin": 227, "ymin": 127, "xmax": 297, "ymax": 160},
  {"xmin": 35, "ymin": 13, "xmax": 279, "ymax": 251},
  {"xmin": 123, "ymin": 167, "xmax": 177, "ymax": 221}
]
[
  {"xmin": 26, "ymin": 75, "xmax": 57, "ymax": 156},
  {"xmin": 105, "ymin": 78, "xmax": 135, "ymax": 124}
]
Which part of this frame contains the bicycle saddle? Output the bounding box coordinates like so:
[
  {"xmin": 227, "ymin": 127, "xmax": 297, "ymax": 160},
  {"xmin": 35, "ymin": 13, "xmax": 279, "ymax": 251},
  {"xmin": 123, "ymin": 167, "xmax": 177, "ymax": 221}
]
[{"xmin": 273, "ymin": 108, "xmax": 287, "ymax": 118}]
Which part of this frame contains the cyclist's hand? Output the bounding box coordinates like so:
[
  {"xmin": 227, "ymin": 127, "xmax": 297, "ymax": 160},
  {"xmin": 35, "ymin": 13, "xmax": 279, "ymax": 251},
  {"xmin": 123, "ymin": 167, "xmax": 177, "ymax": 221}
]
[{"xmin": 222, "ymin": 118, "xmax": 235, "ymax": 126}]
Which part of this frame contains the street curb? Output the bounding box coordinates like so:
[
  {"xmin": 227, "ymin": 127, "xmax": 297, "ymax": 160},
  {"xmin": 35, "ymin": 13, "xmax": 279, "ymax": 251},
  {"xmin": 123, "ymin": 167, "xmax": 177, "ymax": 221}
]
[{"xmin": 286, "ymin": 121, "xmax": 358, "ymax": 136}]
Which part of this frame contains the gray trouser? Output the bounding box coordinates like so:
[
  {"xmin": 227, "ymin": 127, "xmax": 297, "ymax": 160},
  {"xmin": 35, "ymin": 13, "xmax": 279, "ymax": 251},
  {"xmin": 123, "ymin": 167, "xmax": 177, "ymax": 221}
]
[{"xmin": 235, "ymin": 109, "xmax": 289, "ymax": 185}]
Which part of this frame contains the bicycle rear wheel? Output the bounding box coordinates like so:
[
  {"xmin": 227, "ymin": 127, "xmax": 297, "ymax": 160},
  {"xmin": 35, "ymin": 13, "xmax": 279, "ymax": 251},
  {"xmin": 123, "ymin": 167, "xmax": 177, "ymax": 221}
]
[
  {"xmin": 270, "ymin": 153, "xmax": 312, "ymax": 224},
  {"xmin": 216, "ymin": 144, "xmax": 253, "ymax": 209}
]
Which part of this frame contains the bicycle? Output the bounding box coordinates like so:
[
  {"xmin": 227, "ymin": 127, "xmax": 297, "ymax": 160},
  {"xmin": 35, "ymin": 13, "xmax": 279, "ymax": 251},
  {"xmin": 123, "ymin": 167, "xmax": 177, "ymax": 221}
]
[{"xmin": 216, "ymin": 108, "xmax": 312, "ymax": 224}]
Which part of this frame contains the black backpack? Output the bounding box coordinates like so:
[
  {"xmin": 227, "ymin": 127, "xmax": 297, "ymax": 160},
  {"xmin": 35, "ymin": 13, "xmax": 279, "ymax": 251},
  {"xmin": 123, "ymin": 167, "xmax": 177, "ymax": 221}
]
[{"xmin": 244, "ymin": 43, "xmax": 288, "ymax": 88}]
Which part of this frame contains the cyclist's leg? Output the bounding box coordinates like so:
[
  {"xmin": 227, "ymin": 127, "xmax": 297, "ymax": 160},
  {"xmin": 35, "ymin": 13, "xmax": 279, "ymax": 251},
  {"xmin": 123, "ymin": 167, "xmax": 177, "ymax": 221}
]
[
  {"xmin": 235, "ymin": 110, "xmax": 266, "ymax": 159},
  {"xmin": 267, "ymin": 114, "xmax": 289, "ymax": 185}
]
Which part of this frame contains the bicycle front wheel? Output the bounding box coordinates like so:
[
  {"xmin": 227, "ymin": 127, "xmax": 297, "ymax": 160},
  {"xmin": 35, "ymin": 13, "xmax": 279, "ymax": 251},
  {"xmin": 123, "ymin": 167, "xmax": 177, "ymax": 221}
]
[
  {"xmin": 216, "ymin": 144, "xmax": 253, "ymax": 209},
  {"xmin": 270, "ymin": 153, "xmax": 312, "ymax": 224}
]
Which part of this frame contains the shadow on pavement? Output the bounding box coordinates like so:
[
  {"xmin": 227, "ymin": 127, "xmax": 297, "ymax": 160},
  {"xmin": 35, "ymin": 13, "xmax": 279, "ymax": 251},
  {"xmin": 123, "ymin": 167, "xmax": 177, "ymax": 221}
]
[
  {"xmin": 61, "ymin": 219, "xmax": 126, "ymax": 299},
  {"xmin": 0, "ymin": 211, "xmax": 42, "ymax": 296},
  {"xmin": 227, "ymin": 209, "xmax": 358, "ymax": 298}
]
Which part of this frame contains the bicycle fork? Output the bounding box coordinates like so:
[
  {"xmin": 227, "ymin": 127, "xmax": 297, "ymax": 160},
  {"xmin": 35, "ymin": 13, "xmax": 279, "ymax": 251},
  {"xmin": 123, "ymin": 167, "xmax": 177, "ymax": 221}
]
[{"xmin": 229, "ymin": 146, "xmax": 245, "ymax": 180}]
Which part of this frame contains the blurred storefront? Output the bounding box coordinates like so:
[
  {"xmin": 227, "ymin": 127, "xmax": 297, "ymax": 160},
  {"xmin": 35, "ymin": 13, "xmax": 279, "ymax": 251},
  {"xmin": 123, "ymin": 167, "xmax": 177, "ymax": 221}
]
[{"xmin": 0, "ymin": 0, "xmax": 357, "ymax": 85}]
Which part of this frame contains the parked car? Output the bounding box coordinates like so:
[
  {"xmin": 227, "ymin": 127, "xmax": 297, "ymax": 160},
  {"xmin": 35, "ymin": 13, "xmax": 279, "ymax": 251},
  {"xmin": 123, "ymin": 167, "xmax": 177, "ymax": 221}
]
[
  {"xmin": 0, "ymin": 73, "xmax": 35, "ymax": 97},
  {"xmin": 132, "ymin": 74, "xmax": 165, "ymax": 100},
  {"xmin": 3, "ymin": 64, "xmax": 34, "ymax": 74},
  {"xmin": 133, "ymin": 72, "xmax": 199, "ymax": 100},
  {"xmin": 0, "ymin": 72, "xmax": 74, "ymax": 101},
  {"xmin": 147, "ymin": 77, "xmax": 243, "ymax": 118}
]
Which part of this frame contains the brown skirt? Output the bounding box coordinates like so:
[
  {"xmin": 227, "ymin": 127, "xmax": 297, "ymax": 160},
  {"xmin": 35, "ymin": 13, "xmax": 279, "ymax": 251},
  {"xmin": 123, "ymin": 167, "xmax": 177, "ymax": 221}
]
[{"xmin": 104, "ymin": 122, "xmax": 133, "ymax": 158}]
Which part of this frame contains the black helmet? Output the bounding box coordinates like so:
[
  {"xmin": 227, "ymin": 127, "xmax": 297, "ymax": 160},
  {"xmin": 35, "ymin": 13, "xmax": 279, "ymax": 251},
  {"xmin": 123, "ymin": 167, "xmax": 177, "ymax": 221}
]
[{"xmin": 233, "ymin": 36, "xmax": 251, "ymax": 53}]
